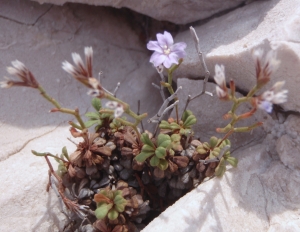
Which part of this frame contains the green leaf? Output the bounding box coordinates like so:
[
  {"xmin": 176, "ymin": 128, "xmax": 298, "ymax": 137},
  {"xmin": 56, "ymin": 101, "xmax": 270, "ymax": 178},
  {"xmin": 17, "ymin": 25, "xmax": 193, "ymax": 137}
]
[
  {"xmin": 179, "ymin": 128, "xmax": 191, "ymax": 136},
  {"xmin": 62, "ymin": 146, "xmax": 69, "ymax": 161},
  {"xmin": 159, "ymin": 120, "xmax": 171, "ymax": 129},
  {"xmin": 141, "ymin": 133, "xmax": 155, "ymax": 148},
  {"xmin": 215, "ymin": 158, "xmax": 226, "ymax": 177},
  {"xmin": 108, "ymin": 208, "xmax": 119, "ymax": 221},
  {"xmin": 113, "ymin": 195, "xmax": 127, "ymax": 212},
  {"xmin": 84, "ymin": 119, "xmax": 101, "ymax": 128},
  {"xmin": 209, "ymin": 136, "xmax": 218, "ymax": 149},
  {"xmin": 85, "ymin": 112, "xmax": 100, "ymax": 119},
  {"xmin": 95, "ymin": 203, "xmax": 112, "ymax": 219},
  {"xmin": 181, "ymin": 110, "xmax": 192, "ymax": 122},
  {"xmin": 183, "ymin": 114, "xmax": 197, "ymax": 128},
  {"xmin": 171, "ymin": 134, "xmax": 181, "ymax": 142},
  {"xmin": 157, "ymin": 159, "xmax": 169, "ymax": 171},
  {"xmin": 150, "ymin": 156, "xmax": 160, "ymax": 167},
  {"xmin": 135, "ymin": 151, "xmax": 154, "ymax": 162},
  {"xmin": 170, "ymin": 122, "xmax": 181, "ymax": 130},
  {"xmin": 155, "ymin": 147, "xmax": 166, "ymax": 159},
  {"xmin": 157, "ymin": 134, "xmax": 171, "ymax": 148},
  {"xmin": 226, "ymin": 156, "xmax": 238, "ymax": 167},
  {"xmin": 92, "ymin": 98, "xmax": 102, "ymax": 111},
  {"xmin": 141, "ymin": 144, "xmax": 155, "ymax": 153}
]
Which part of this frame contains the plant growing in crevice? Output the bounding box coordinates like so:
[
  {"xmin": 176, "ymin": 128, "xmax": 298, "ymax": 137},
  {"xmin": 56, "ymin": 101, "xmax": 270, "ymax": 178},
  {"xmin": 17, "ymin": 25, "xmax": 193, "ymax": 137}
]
[{"xmin": 1, "ymin": 26, "xmax": 288, "ymax": 231}]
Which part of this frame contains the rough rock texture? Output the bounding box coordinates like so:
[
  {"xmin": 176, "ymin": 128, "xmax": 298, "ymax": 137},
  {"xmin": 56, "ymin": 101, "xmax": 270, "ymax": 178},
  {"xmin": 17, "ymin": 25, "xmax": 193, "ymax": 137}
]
[
  {"xmin": 32, "ymin": 0, "xmax": 246, "ymax": 24},
  {"xmin": 173, "ymin": 79, "xmax": 266, "ymax": 150},
  {"xmin": 144, "ymin": 143, "xmax": 300, "ymax": 232},
  {"xmin": 0, "ymin": 1, "xmax": 161, "ymax": 230},
  {"xmin": 174, "ymin": 0, "xmax": 300, "ymax": 112}
]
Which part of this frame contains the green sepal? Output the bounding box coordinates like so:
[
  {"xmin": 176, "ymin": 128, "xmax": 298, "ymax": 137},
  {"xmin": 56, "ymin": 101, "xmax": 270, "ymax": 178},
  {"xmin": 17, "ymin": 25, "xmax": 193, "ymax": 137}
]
[
  {"xmin": 62, "ymin": 146, "xmax": 70, "ymax": 161},
  {"xmin": 85, "ymin": 111, "xmax": 101, "ymax": 119},
  {"xmin": 141, "ymin": 133, "xmax": 155, "ymax": 148},
  {"xmin": 150, "ymin": 156, "xmax": 160, "ymax": 167},
  {"xmin": 157, "ymin": 134, "xmax": 171, "ymax": 148},
  {"xmin": 95, "ymin": 203, "xmax": 113, "ymax": 219},
  {"xmin": 107, "ymin": 208, "xmax": 119, "ymax": 221},
  {"xmin": 183, "ymin": 114, "xmax": 197, "ymax": 128},
  {"xmin": 215, "ymin": 158, "xmax": 226, "ymax": 177},
  {"xmin": 157, "ymin": 159, "xmax": 169, "ymax": 171},
  {"xmin": 155, "ymin": 147, "xmax": 166, "ymax": 159},
  {"xmin": 226, "ymin": 156, "xmax": 238, "ymax": 167}
]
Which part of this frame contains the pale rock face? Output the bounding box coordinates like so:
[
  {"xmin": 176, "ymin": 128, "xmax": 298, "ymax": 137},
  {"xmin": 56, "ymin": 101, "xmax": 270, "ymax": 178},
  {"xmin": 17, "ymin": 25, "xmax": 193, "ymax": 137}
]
[
  {"xmin": 174, "ymin": 0, "xmax": 300, "ymax": 112},
  {"xmin": 0, "ymin": 1, "xmax": 161, "ymax": 231},
  {"xmin": 144, "ymin": 144, "xmax": 300, "ymax": 232},
  {"xmin": 32, "ymin": 0, "xmax": 246, "ymax": 24},
  {"xmin": 276, "ymin": 115, "xmax": 300, "ymax": 170}
]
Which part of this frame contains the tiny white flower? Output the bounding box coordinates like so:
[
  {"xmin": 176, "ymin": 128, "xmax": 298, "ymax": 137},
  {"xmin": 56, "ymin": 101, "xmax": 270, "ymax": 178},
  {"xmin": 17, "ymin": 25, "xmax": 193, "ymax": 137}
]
[
  {"xmin": 105, "ymin": 101, "xmax": 124, "ymax": 118},
  {"xmin": 11, "ymin": 60, "xmax": 26, "ymax": 70},
  {"xmin": 216, "ymin": 86, "xmax": 227, "ymax": 98},
  {"xmin": 0, "ymin": 80, "xmax": 12, "ymax": 88},
  {"xmin": 84, "ymin": 47, "xmax": 93, "ymax": 58},
  {"xmin": 62, "ymin": 61, "xmax": 76, "ymax": 75},
  {"xmin": 214, "ymin": 64, "xmax": 226, "ymax": 87},
  {"xmin": 71, "ymin": 53, "xmax": 84, "ymax": 67}
]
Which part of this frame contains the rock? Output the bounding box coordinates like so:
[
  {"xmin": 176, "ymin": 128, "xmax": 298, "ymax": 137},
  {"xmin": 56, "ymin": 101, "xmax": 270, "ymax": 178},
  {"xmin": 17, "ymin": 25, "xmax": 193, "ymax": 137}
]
[
  {"xmin": 32, "ymin": 0, "xmax": 246, "ymax": 24},
  {"xmin": 276, "ymin": 115, "xmax": 300, "ymax": 170},
  {"xmin": 173, "ymin": 79, "xmax": 266, "ymax": 150},
  {"xmin": 144, "ymin": 143, "xmax": 300, "ymax": 232},
  {"xmin": 0, "ymin": 0, "xmax": 161, "ymax": 231},
  {"xmin": 174, "ymin": 0, "xmax": 300, "ymax": 112}
]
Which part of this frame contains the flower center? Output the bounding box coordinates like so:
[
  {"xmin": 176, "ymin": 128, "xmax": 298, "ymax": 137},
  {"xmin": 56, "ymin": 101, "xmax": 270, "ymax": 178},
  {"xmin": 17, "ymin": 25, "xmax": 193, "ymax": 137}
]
[{"xmin": 162, "ymin": 45, "xmax": 171, "ymax": 55}]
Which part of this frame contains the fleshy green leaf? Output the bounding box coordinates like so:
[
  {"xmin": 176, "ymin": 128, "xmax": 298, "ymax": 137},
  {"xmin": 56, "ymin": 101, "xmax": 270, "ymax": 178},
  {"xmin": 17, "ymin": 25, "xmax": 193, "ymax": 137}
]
[
  {"xmin": 141, "ymin": 144, "xmax": 155, "ymax": 153},
  {"xmin": 179, "ymin": 128, "xmax": 191, "ymax": 136},
  {"xmin": 157, "ymin": 134, "xmax": 171, "ymax": 148},
  {"xmin": 141, "ymin": 133, "xmax": 155, "ymax": 148},
  {"xmin": 62, "ymin": 146, "xmax": 69, "ymax": 161},
  {"xmin": 108, "ymin": 208, "xmax": 119, "ymax": 221},
  {"xmin": 150, "ymin": 156, "xmax": 160, "ymax": 167},
  {"xmin": 181, "ymin": 110, "xmax": 192, "ymax": 122},
  {"xmin": 209, "ymin": 136, "xmax": 218, "ymax": 149},
  {"xmin": 135, "ymin": 151, "xmax": 154, "ymax": 162},
  {"xmin": 157, "ymin": 159, "xmax": 168, "ymax": 171},
  {"xmin": 92, "ymin": 98, "xmax": 102, "ymax": 111},
  {"xmin": 84, "ymin": 119, "xmax": 101, "ymax": 128},
  {"xmin": 155, "ymin": 147, "xmax": 166, "ymax": 159},
  {"xmin": 85, "ymin": 111, "xmax": 101, "ymax": 119},
  {"xmin": 183, "ymin": 114, "xmax": 197, "ymax": 128},
  {"xmin": 159, "ymin": 120, "xmax": 172, "ymax": 129},
  {"xmin": 170, "ymin": 122, "xmax": 181, "ymax": 130},
  {"xmin": 113, "ymin": 195, "xmax": 127, "ymax": 212},
  {"xmin": 226, "ymin": 156, "xmax": 238, "ymax": 167},
  {"xmin": 95, "ymin": 203, "xmax": 113, "ymax": 219},
  {"xmin": 215, "ymin": 158, "xmax": 226, "ymax": 177}
]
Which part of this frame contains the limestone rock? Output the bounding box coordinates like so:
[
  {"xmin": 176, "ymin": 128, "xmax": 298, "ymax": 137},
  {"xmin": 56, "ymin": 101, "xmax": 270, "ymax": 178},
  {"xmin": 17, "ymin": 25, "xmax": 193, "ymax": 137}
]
[
  {"xmin": 174, "ymin": 0, "xmax": 300, "ymax": 112},
  {"xmin": 144, "ymin": 143, "xmax": 300, "ymax": 232},
  {"xmin": 276, "ymin": 115, "xmax": 300, "ymax": 170},
  {"xmin": 32, "ymin": 0, "xmax": 246, "ymax": 24}
]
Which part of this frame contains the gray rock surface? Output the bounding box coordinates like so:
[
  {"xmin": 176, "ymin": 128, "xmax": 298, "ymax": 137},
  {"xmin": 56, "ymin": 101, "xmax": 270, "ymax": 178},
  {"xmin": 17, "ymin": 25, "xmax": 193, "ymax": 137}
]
[
  {"xmin": 32, "ymin": 0, "xmax": 246, "ymax": 24},
  {"xmin": 174, "ymin": 0, "xmax": 300, "ymax": 112},
  {"xmin": 0, "ymin": 1, "xmax": 161, "ymax": 231}
]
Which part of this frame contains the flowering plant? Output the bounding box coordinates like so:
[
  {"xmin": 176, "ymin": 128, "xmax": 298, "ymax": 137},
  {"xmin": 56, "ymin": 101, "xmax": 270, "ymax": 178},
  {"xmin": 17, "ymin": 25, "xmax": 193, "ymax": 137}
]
[{"xmin": 1, "ymin": 27, "xmax": 287, "ymax": 231}]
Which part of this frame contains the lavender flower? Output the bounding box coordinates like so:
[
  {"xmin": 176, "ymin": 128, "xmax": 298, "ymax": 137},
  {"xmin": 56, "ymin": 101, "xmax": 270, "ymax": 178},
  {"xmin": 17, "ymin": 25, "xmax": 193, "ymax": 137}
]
[
  {"xmin": 257, "ymin": 81, "xmax": 288, "ymax": 113},
  {"xmin": 147, "ymin": 31, "xmax": 186, "ymax": 69}
]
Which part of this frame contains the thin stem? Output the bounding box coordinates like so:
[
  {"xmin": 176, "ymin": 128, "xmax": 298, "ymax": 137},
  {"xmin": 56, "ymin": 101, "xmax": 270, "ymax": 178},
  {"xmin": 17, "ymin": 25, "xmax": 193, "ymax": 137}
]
[{"xmin": 38, "ymin": 85, "xmax": 86, "ymax": 129}]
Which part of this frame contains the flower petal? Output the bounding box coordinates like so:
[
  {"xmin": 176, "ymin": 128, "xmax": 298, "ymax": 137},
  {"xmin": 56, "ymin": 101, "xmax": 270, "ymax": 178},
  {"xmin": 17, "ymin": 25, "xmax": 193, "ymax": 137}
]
[
  {"xmin": 163, "ymin": 53, "xmax": 179, "ymax": 69},
  {"xmin": 157, "ymin": 31, "xmax": 173, "ymax": 47},
  {"xmin": 150, "ymin": 52, "xmax": 166, "ymax": 67},
  {"xmin": 214, "ymin": 64, "xmax": 226, "ymax": 87},
  {"xmin": 147, "ymin": 41, "xmax": 163, "ymax": 53},
  {"xmin": 257, "ymin": 100, "xmax": 273, "ymax": 113}
]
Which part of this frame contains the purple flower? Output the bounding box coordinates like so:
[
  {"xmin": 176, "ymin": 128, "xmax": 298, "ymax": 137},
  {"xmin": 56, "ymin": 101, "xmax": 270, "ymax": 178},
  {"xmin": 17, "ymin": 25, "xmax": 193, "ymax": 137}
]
[{"xmin": 147, "ymin": 31, "xmax": 186, "ymax": 69}]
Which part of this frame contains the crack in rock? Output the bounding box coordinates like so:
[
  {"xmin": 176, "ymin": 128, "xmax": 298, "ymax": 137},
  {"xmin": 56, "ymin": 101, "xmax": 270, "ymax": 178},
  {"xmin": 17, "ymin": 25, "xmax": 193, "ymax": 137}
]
[{"xmin": 0, "ymin": 123, "xmax": 63, "ymax": 162}]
